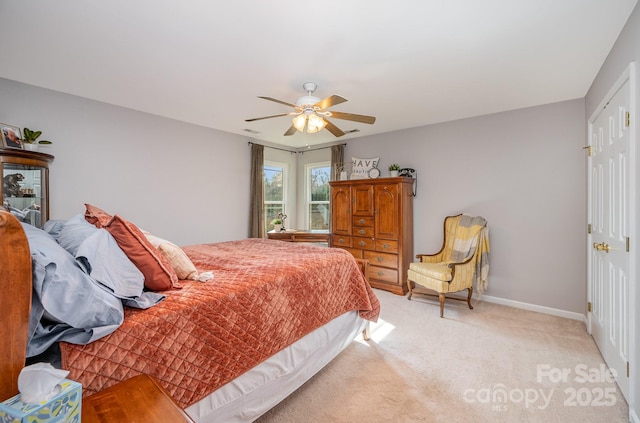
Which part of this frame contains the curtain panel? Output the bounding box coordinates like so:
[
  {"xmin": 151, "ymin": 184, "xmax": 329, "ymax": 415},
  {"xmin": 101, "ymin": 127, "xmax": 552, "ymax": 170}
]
[
  {"xmin": 249, "ymin": 143, "xmax": 264, "ymax": 238},
  {"xmin": 330, "ymin": 144, "xmax": 344, "ymax": 181}
]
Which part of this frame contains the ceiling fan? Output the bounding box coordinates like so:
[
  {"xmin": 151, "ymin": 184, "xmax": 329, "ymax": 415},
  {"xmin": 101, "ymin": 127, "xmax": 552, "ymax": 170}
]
[{"xmin": 245, "ymin": 82, "xmax": 376, "ymax": 137}]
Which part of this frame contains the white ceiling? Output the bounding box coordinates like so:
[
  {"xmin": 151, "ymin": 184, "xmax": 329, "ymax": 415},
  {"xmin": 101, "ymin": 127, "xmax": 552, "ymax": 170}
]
[{"xmin": 0, "ymin": 1, "xmax": 636, "ymax": 148}]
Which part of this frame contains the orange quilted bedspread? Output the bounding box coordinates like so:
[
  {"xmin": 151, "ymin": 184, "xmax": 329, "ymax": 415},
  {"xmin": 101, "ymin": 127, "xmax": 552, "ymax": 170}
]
[{"xmin": 60, "ymin": 239, "xmax": 380, "ymax": 408}]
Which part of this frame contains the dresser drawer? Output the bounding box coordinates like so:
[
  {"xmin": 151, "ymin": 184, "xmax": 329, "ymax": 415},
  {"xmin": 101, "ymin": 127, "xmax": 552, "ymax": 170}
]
[
  {"xmin": 353, "ymin": 237, "xmax": 375, "ymax": 251},
  {"xmin": 352, "ymin": 216, "xmax": 374, "ymax": 227},
  {"xmin": 332, "ymin": 235, "xmax": 352, "ymax": 248},
  {"xmin": 367, "ymin": 266, "xmax": 399, "ymax": 284},
  {"xmin": 375, "ymin": 239, "xmax": 398, "ymax": 254},
  {"xmin": 353, "ymin": 226, "xmax": 374, "ymax": 237},
  {"xmin": 363, "ymin": 251, "xmax": 398, "ymax": 269},
  {"xmin": 339, "ymin": 247, "xmax": 363, "ymax": 259}
]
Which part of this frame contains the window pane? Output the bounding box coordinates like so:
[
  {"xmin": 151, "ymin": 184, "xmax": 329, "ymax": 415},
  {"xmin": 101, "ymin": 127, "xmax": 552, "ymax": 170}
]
[
  {"xmin": 310, "ymin": 166, "xmax": 330, "ymax": 202},
  {"xmin": 264, "ymin": 163, "xmax": 286, "ymax": 233},
  {"xmin": 264, "ymin": 165, "xmax": 283, "ymax": 202},
  {"xmin": 309, "ymin": 203, "xmax": 329, "ymax": 230},
  {"xmin": 265, "ymin": 204, "xmax": 284, "ymax": 231}
]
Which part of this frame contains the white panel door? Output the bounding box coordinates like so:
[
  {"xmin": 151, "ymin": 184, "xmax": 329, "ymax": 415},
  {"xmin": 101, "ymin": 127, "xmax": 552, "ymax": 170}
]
[{"xmin": 588, "ymin": 76, "xmax": 631, "ymax": 401}]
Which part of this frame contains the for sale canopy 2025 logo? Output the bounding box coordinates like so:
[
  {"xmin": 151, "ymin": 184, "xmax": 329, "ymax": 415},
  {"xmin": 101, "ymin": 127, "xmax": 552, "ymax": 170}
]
[{"xmin": 462, "ymin": 364, "xmax": 618, "ymax": 411}]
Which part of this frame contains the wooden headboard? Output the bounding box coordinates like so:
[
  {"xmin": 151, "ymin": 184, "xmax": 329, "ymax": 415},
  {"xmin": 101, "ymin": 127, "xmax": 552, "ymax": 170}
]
[{"xmin": 0, "ymin": 210, "xmax": 32, "ymax": 401}]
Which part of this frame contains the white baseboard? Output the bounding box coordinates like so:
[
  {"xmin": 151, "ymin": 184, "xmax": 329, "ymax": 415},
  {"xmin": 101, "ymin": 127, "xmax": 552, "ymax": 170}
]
[
  {"xmin": 478, "ymin": 294, "xmax": 586, "ymax": 322},
  {"xmin": 631, "ymin": 409, "xmax": 639, "ymax": 423}
]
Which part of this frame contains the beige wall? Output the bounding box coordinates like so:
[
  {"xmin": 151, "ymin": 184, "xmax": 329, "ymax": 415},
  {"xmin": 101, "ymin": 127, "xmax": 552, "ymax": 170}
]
[
  {"xmin": 346, "ymin": 99, "xmax": 586, "ymax": 314},
  {"xmin": 0, "ymin": 78, "xmax": 251, "ymax": 245}
]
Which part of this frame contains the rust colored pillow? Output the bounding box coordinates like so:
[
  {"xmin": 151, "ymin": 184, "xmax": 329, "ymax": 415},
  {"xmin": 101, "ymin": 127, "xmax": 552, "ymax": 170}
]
[
  {"xmin": 84, "ymin": 203, "xmax": 113, "ymax": 228},
  {"xmin": 104, "ymin": 215, "xmax": 179, "ymax": 291}
]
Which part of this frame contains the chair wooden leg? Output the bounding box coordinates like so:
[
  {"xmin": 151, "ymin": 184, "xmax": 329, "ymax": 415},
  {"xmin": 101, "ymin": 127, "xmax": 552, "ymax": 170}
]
[
  {"xmin": 467, "ymin": 287, "xmax": 474, "ymax": 310},
  {"xmin": 407, "ymin": 280, "xmax": 413, "ymax": 300},
  {"xmin": 439, "ymin": 293, "xmax": 445, "ymax": 318}
]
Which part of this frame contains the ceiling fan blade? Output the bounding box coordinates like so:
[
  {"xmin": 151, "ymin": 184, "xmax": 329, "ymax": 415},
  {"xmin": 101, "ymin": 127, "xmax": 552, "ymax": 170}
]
[
  {"xmin": 284, "ymin": 125, "xmax": 297, "ymax": 136},
  {"xmin": 258, "ymin": 96, "xmax": 296, "ymax": 108},
  {"xmin": 245, "ymin": 113, "xmax": 290, "ymax": 122},
  {"xmin": 314, "ymin": 95, "xmax": 347, "ymax": 110},
  {"xmin": 323, "ymin": 119, "xmax": 345, "ymax": 138},
  {"xmin": 328, "ymin": 111, "xmax": 376, "ymax": 125}
]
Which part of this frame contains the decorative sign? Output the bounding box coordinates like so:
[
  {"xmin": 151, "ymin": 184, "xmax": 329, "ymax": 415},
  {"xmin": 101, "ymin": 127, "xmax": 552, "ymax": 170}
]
[{"xmin": 351, "ymin": 157, "xmax": 379, "ymax": 179}]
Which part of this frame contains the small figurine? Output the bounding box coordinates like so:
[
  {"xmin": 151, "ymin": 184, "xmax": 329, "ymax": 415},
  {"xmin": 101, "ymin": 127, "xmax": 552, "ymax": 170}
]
[
  {"xmin": 277, "ymin": 212, "xmax": 288, "ymax": 230},
  {"xmin": 3, "ymin": 173, "xmax": 24, "ymax": 197}
]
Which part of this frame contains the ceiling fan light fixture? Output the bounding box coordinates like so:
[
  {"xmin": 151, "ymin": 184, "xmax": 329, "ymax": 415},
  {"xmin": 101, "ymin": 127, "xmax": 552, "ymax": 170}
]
[
  {"xmin": 247, "ymin": 82, "xmax": 376, "ymax": 138},
  {"xmin": 292, "ymin": 114, "xmax": 307, "ymax": 132},
  {"xmin": 306, "ymin": 113, "xmax": 327, "ymax": 133}
]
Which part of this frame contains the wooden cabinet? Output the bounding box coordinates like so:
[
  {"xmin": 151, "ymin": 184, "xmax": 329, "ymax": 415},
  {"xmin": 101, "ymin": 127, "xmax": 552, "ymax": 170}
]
[
  {"xmin": 1, "ymin": 149, "xmax": 54, "ymax": 228},
  {"xmin": 330, "ymin": 177, "xmax": 413, "ymax": 295}
]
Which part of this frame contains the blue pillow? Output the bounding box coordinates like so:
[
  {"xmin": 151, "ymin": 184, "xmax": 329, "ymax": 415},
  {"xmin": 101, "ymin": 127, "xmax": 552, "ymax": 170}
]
[
  {"xmin": 76, "ymin": 229, "xmax": 145, "ymax": 299},
  {"xmin": 43, "ymin": 219, "xmax": 66, "ymax": 238},
  {"xmin": 56, "ymin": 213, "xmax": 98, "ymax": 256},
  {"xmin": 21, "ymin": 222, "xmax": 124, "ymax": 357}
]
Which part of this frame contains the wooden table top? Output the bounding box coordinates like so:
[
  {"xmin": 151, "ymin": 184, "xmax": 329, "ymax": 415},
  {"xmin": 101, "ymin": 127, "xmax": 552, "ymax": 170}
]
[
  {"xmin": 82, "ymin": 374, "xmax": 194, "ymax": 423},
  {"xmin": 267, "ymin": 229, "xmax": 330, "ymax": 242}
]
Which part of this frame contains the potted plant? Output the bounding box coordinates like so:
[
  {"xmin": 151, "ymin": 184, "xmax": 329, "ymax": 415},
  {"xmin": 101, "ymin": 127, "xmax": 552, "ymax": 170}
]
[
  {"xmin": 388, "ymin": 164, "xmax": 400, "ymax": 177},
  {"xmin": 22, "ymin": 128, "xmax": 52, "ymax": 151},
  {"xmin": 271, "ymin": 218, "xmax": 283, "ymax": 232}
]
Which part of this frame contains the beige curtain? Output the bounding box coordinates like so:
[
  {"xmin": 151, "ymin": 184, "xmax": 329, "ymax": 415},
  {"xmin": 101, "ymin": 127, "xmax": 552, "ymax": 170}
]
[
  {"xmin": 248, "ymin": 143, "xmax": 264, "ymax": 238},
  {"xmin": 330, "ymin": 144, "xmax": 344, "ymax": 181}
]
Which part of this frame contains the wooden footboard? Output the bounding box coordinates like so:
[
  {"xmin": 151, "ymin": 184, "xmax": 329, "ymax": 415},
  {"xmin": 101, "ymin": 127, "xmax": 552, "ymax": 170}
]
[
  {"xmin": 0, "ymin": 210, "xmax": 32, "ymax": 401},
  {"xmin": 355, "ymin": 259, "xmax": 372, "ymax": 341}
]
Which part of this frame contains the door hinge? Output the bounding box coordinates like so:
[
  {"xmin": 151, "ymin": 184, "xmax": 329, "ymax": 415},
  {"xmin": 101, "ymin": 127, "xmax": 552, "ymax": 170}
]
[
  {"xmin": 587, "ymin": 302, "xmax": 592, "ymax": 312},
  {"xmin": 582, "ymin": 146, "xmax": 593, "ymax": 156},
  {"xmin": 625, "ymin": 111, "xmax": 630, "ymax": 128},
  {"xmin": 588, "ymin": 224, "xmax": 592, "ymax": 234},
  {"xmin": 626, "ymin": 237, "xmax": 630, "ymax": 252},
  {"xmin": 627, "ymin": 361, "xmax": 630, "ymax": 378}
]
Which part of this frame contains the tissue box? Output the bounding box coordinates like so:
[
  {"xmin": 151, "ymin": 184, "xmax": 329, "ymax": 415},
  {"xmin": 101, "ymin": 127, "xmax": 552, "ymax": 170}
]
[{"xmin": 0, "ymin": 379, "xmax": 81, "ymax": 423}]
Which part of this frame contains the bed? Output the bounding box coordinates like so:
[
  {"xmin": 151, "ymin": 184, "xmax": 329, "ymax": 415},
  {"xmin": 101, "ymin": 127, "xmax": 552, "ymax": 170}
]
[{"xmin": 0, "ymin": 208, "xmax": 380, "ymax": 422}]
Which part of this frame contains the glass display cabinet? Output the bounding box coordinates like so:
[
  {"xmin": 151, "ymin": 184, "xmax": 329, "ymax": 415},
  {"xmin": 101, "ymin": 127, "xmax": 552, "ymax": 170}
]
[{"xmin": 1, "ymin": 149, "xmax": 54, "ymax": 228}]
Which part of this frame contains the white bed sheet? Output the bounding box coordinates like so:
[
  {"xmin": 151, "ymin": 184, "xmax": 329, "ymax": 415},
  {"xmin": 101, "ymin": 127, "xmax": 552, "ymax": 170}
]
[{"xmin": 186, "ymin": 311, "xmax": 366, "ymax": 422}]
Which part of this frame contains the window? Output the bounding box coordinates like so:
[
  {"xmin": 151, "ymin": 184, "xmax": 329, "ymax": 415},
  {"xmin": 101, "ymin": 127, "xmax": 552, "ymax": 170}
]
[
  {"xmin": 306, "ymin": 162, "xmax": 331, "ymax": 231},
  {"xmin": 264, "ymin": 162, "xmax": 287, "ymax": 233}
]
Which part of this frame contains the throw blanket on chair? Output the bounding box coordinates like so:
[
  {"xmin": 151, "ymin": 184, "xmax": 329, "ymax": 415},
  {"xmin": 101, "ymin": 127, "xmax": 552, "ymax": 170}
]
[{"xmin": 450, "ymin": 215, "xmax": 490, "ymax": 295}]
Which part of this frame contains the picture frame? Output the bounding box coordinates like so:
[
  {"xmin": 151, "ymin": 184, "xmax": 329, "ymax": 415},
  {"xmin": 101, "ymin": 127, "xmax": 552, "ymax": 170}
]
[{"xmin": 0, "ymin": 123, "xmax": 23, "ymax": 150}]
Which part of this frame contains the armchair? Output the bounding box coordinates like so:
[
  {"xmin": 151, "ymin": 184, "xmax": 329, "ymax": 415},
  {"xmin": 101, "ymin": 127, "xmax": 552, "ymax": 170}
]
[{"xmin": 407, "ymin": 214, "xmax": 489, "ymax": 317}]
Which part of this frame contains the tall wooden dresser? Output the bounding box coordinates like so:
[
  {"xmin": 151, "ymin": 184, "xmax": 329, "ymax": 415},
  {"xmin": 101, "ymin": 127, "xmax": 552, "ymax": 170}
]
[{"xmin": 330, "ymin": 177, "xmax": 413, "ymax": 295}]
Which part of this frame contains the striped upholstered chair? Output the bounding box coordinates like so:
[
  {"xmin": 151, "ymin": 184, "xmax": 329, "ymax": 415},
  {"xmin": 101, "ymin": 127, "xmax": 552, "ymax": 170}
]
[{"xmin": 406, "ymin": 214, "xmax": 489, "ymax": 318}]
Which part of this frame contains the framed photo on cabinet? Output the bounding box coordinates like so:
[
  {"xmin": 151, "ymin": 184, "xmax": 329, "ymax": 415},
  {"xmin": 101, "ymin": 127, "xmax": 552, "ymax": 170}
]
[{"xmin": 0, "ymin": 123, "xmax": 23, "ymax": 150}]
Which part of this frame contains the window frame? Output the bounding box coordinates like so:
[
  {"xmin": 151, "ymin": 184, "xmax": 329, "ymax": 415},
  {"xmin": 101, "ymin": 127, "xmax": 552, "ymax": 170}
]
[
  {"xmin": 264, "ymin": 160, "xmax": 288, "ymax": 234},
  {"xmin": 304, "ymin": 161, "xmax": 331, "ymax": 231}
]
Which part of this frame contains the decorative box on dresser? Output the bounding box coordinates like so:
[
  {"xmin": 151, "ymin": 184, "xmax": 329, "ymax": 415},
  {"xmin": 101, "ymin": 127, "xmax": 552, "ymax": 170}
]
[{"xmin": 330, "ymin": 177, "xmax": 413, "ymax": 295}]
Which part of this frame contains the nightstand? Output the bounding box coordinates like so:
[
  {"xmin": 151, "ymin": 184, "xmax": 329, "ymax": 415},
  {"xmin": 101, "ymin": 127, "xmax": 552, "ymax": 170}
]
[{"xmin": 82, "ymin": 374, "xmax": 194, "ymax": 423}]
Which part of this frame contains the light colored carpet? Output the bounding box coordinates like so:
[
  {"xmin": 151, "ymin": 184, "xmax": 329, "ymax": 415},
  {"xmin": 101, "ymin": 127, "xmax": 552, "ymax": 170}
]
[{"xmin": 256, "ymin": 289, "xmax": 628, "ymax": 422}]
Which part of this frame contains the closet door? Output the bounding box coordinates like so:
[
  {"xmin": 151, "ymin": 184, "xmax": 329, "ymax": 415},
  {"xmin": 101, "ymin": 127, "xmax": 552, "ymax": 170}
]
[{"xmin": 588, "ymin": 67, "xmax": 632, "ymax": 401}]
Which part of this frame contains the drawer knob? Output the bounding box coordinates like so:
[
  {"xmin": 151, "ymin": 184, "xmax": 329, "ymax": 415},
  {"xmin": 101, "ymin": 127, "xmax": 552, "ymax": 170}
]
[
  {"xmin": 359, "ymin": 241, "xmax": 366, "ymax": 247},
  {"xmin": 383, "ymin": 243, "xmax": 390, "ymax": 249},
  {"xmin": 377, "ymin": 271, "xmax": 384, "ymax": 276},
  {"xmin": 359, "ymin": 219, "xmax": 365, "ymax": 224},
  {"xmin": 376, "ymin": 256, "xmax": 383, "ymax": 262},
  {"xmin": 359, "ymin": 229, "xmax": 366, "ymax": 235},
  {"xmin": 339, "ymin": 238, "xmax": 345, "ymax": 244}
]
